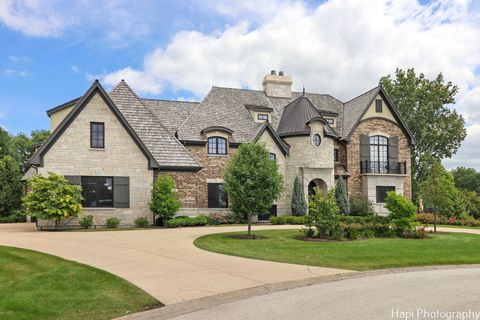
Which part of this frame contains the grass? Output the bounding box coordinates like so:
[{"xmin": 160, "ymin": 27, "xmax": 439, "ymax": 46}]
[
  {"xmin": 423, "ymin": 224, "xmax": 480, "ymax": 230},
  {"xmin": 194, "ymin": 229, "xmax": 480, "ymax": 271},
  {"xmin": 0, "ymin": 246, "xmax": 162, "ymax": 320}
]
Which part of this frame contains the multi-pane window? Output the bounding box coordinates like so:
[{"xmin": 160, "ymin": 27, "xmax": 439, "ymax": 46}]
[
  {"xmin": 208, "ymin": 183, "xmax": 228, "ymax": 208},
  {"xmin": 269, "ymin": 153, "xmax": 277, "ymax": 161},
  {"xmin": 376, "ymin": 186, "xmax": 395, "ymax": 203},
  {"xmin": 326, "ymin": 118, "xmax": 334, "ymax": 125},
  {"xmin": 82, "ymin": 176, "xmax": 113, "ymax": 207},
  {"xmin": 207, "ymin": 137, "xmax": 227, "ymax": 155},
  {"xmin": 375, "ymin": 99, "xmax": 383, "ymax": 113},
  {"xmin": 334, "ymin": 149, "xmax": 339, "ymax": 162},
  {"xmin": 90, "ymin": 122, "xmax": 104, "ymax": 148},
  {"xmin": 370, "ymin": 135, "xmax": 389, "ymax": 173},
  {"xmin": 257, "ymin": 114, "xmax": 269, "ymax": 121}
]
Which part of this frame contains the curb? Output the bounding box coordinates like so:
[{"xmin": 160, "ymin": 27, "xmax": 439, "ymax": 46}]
[{"xmin": 116, "ymin": 264, "xmax": 480, "ymax": 320}]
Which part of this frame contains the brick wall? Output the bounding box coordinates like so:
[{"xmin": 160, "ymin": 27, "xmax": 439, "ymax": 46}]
[{"xmin": 346, "ymin": 118, "xmax": 412, "ymax": 200}]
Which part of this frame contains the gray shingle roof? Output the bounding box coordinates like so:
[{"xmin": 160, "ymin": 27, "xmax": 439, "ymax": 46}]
[
  {"xmin": 178, "ymin": 87, "xmax": 344, "ymax": 143},
  {"xmin": 142, "ymin": 98, "xmax": 199, "ymax": 134},
  {"xmin": 342, "ymin": 86, "xmax": 380, "ymax": 138},
  {"xmin": 109, "ymin": 81, "xmax": 201, "ymax": 169}
]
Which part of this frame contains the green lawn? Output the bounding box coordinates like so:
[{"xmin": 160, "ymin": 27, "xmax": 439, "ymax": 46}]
[
  {"xmin": 0, "ymin": 246, "xmax": 161, "ymax": 320},
  {"xmin": 194, "ymin": 229, "xmax": 480, "ymax": 271}
]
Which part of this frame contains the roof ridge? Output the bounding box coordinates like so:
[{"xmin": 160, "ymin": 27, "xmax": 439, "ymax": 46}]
[
  {"xmin": 343, "ymin": 85, "xmax": 380, "ymax": 105},
  {"xmin": 178, "ymin": 86, "xmax": 213, "ymax": 131},
  {"xmin": 141, "ymin": 97, "xmax": 200, "ymax": 104}
]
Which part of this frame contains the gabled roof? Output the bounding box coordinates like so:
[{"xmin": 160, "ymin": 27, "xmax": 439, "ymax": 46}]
[
  {"xmin": 276, "ymin": 96, "xmax": 338, "ymax": 138},
  {"xmin": 253, "ymin": 121, "xmax": 289, "ymax": 156},
  {"xmin": 29, "ymin": 80, "xmax": 160, "ymax": 169},
  {"xmin": 109, "ymin": 81, "xmax": 201, "ymax": 170},
  {"xmin": 46, "ymin": 97, "xmax": 81, "ymax": 117},
  {"xmin": 342, "ymin": 86, "xmax": 415, "ymax": 144}
]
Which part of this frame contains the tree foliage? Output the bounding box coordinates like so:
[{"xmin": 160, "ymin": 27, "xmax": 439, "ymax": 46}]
[
  {"xmin": 385, "ymin": 191, "xmax": 417, "ymax": 236},
  {"xmin": 419, "ymin": 161, "xmax": 460, "ymax": 217},
  {"xmin": 0, "ymin": 156, "xmax": 23, "ymax": 216},
  {"xmin": 380, "ymin": 68, "xmax": 466, "ymax": 198},
  {"xmin": 291, "ymin": 176, "xmax": 307, "ymax": 216},
  {"xmin": 23, "ymin": 172, "xmax": 83, "ymax": 225},
  {"xmin": 451, "ymin": 167, "xmax": 480, "ymax": 193},
  {"xmin": 149, "ymin": 175, "xmax": 181, "ymax": 226},
  {"xmin": 307, "ymin": 188, "xmax": 341, "ymax": 239},
  {"xmin": 10, "ymin": 129, "xmax": 50, "ymax": 170},
  {"xmin": 335, "ymin": 176, "xmax": 350, "ymax": 215},
  {"xmin": 224, "ymin": 143, "xmax": 284, "ymax": 236}
]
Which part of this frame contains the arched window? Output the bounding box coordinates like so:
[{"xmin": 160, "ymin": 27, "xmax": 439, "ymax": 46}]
[
  {"xmin": 208, "ymin": 137, "xmax": 227, "ymax": 155},
  {"xmin": 369, "ymin": 135, "xmax": 388, "ymax": 173}
]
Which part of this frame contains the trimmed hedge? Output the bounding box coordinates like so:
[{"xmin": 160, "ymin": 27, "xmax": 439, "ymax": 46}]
[
  {"xmin": 165, "ymin": 216, "xmax": 209, "ymax": 228},
  {"xmin": 416, "ymin": 212, "xmax": 480, "ymax": 227},
  {"xmin": 0, "ymin": 212, "xmax": 26, "ymax": 223},
  {"xmin": 270, "ymin": 216, "xmax": 306, "ymax": 225}
]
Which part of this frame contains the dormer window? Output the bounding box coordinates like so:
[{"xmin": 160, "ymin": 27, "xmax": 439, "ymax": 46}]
[
  {"xmin": 258, "ymin": 114, "xmax": 269, "ymax": 121},
  {"xmin": 208, "ymin": 137, "xmax": 227, "ymax": 155}
]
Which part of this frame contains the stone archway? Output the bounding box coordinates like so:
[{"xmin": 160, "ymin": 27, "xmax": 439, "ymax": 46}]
[{"xmin": 308, "ymin": 178, "xmax": 327, "ymax": 196}]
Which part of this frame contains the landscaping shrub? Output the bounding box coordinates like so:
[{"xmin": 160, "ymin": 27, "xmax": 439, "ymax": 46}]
[
  {"xmin": 208, "ymin": 212, "xmax": 239, "ymax": 225},
  {"xmin": 386, "ymin": 192, "xmax": 417, "ymax": 236},
  {"xmin": 335, "ymin": 176, "xmax": 350, "ymax": 215},
  {"xmin": 291, "ymin": 176, "xmax": 307, "ymax": 216},
  {"xmin": 339, "ymin": 216, "xmax": 393, "ymax": 239},
  {"xmin": 23, "ymin": 173, "xmax": 83, "ymax": 226},
  {"xmin": 150, "ymin": 175, "xmax": 181, "ymax": 226},
  {"xmin": 134, "ymin": 216, "xmax": 149, "ymax": 228},
  {"xmin": 307, "ymin": 188, "xmax": 341, "ymax": 239},
  {"xmin": 270, "ymin": 215, "xmax": 305, "ymax": 225},
  {"xmin": 416, "ymin": 212, "xmax": 447, "ymax": 225},
  {"xmin": 79, "ymin": 215, "xmax": 94, "ymax": 229},
  {"xmin": 349, "ymin": 198, "xmax": 375, "ymax": 216},
  {"xmin": 460, "ymin": 216, "xmax": 480, "ymax": 227},
  {"xmin": 165, "ymin": 216, "xmax": 209, "ymax": 228},
  {"xmin": 106, "ymin": 217, "xmax": 121, "ymax": 228},
  {"xmin": 0, "ymin": 210, "xmax": 26, "ymax": 223}
]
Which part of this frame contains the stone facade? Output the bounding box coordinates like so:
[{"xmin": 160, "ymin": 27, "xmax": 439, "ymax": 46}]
[
  {"xmin": 37, "ymin": 92, "xmax": 154, "ymax": 227},
  {"xmin": 346, "ymin": 117, "xmax": 412, "ymax": 202}
]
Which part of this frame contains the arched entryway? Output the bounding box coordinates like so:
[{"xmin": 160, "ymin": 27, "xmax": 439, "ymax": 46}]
[{"xmin": 308, "ymin": 178, "xmax": 327, "ymax": 196}]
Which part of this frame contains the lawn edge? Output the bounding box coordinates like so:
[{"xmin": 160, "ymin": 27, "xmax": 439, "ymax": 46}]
[{"xmin": 117, "ymin": 264, "xmax": 480, "ymax": 320}]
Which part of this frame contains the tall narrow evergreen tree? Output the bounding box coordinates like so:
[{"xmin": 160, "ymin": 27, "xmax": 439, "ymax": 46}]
[
  {"xmin": 291, "ymin": 176, "xmax": 307, "ymax": 216},
  {"xmin": 334, "ymin": 176, "xmax": 350, "ymax": 215}
]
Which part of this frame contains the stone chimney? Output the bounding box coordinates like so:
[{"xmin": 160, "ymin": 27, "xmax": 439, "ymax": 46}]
[{"xmin": 262, "ymin": 70, "xmax": 292, "ymax": 98}]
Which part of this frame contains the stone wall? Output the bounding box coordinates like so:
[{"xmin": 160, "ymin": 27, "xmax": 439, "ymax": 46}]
[
  {"xmin": 346, "ymin": 118, "xmax": 412, "ymax": 201},
  {"xmin": 38, "ymin": 92, "xmax": 154, "ymax": 226}
]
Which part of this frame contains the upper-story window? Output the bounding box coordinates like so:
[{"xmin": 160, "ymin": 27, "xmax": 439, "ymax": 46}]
[
  {"xmin": 375, "ymin": 99, "xmax": 383, "ymax": 113},
  {"xmin": 370, "ymin": 135, "xmax": 388, "ymax": 173},
  {"xmin": 208, "ymin": 137, "xmax": 227, "ymax": 155},
  {"xmin": 326, "ymin": 118, "xmax": 334, "ymax": 125},
  {"xmin": 334, "ymin": 149, "xmax": 339, "ymax": 162},
  {"xmin": 313, "ymin": 134, "xmax": 321, "ymax": 146},
  {"xmin": 269, "ymin": 153, "xmax": 277, "ymax": 161},
  {"xmin": 90, "ymin": 122, "xmax": 104, "ymax": 148},
  {"xmin": 257, "ymin": 114, "xmax": 269, "ymax": 121}
]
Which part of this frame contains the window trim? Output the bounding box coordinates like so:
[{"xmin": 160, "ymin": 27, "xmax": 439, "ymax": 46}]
[
  {"xmin": 90, "ymin": 122, "xmax": 105, "ymax": 149},
  {"xmin": 375, "ymin": 99, "xmax": 383, "ymax": 113},
  {"xmin": 257, "ymin": 113, "xmax": 269, "ymax": 121},
  {"xmin": 81, "ymin": 176, "xmax": 114, "ymax": 208},
  {"xmin": 369, "ymin": 135, "xmax": 389, "ymax": 173},
  {"xmin": 207, "ymin": 136, "xmax": 227, "ymax": 155},
  {"xmin": 326, "ymin": 118, "xmax": 334, "ymax": 125},
  {"xmin": 312, "ymin": 133, "xmax": 321, "ymax": 146},
  {"xmin": 269, "ymin": 152, "xmax": 277, "ymax": 161},
  {"xmin": 376, "ymin": 186, "xmax": 395, "ymax": 203}
]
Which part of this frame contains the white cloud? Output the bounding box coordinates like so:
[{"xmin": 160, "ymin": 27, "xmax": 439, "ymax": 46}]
[
  {"xmin": 71, "ymin": 65, "xmax": 81, "ymax": 74},
  {"xmin": 99, "ymin": 0, "xmax": 480, "ymax": 169},
  {"xmin": 0, "ymin": 111, "xmax": 6, "ymax": 119},
  {"xmin": 3, "ymin": 69, "xmax": 29, "ymax": 77},
  {"xmin": 9, "ymin": 55, "xmax": 32, "ymax": 63},
  {"xmin": 444, "ymin": 124, "xmax": 480, "ymax": 169},
  {"xmin": 0, "ymin": 0, "xmax": 69, "ymax": 37}
]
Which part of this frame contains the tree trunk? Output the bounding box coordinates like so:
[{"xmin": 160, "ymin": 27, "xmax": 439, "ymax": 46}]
[
  {"xmin": 433, "ymin": 210, "xmax": 437, "ymax": 233},
  {"xmin": 247, "ymin": 212, "xmax": 252, "ymax": 236}
]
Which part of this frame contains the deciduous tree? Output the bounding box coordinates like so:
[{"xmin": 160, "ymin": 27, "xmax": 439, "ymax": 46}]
[{"xmin": 149, "ymin": 175, "xmax": 181, "ymax": 226}]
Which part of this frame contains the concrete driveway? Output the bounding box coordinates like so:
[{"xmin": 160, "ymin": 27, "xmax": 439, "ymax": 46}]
[{"xmin": 0, "ymin": 223, "xmax": 349, "ymax": 305}]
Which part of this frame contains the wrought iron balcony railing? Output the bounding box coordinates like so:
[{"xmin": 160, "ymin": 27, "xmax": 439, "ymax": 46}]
[{"xmin": 360, "ymin": 160, "xmax": 407, "ymax": 174}]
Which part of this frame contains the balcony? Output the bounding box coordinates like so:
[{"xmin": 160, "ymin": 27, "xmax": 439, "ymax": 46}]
[{"xmin": 360, "ymin": 160, "xmax": 407, "ymax": 175}]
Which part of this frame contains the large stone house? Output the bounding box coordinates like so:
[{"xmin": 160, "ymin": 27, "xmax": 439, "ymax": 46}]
[{"xmin": 25, "ymin": 71, "xmax": 414, "ymax": 226}]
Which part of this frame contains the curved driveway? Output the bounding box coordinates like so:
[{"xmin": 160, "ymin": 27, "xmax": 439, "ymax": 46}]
[{"xmin": 0, "ymin": 223, "xmax": 349, "ymax": 305}]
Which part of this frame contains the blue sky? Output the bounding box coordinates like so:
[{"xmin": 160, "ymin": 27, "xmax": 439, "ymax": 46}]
[{"xmin": 1, "ymin": 0, "xmax": 479, "ymax": 169}]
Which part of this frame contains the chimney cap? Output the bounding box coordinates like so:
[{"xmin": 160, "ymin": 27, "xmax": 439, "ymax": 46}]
[
  {"xmin": 270, "ymin": 70, "xmax": 276, "ymax": 75},
  {"xmin": 279, "ymin": 71, "xmax": 284, "ymax": 76}
]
